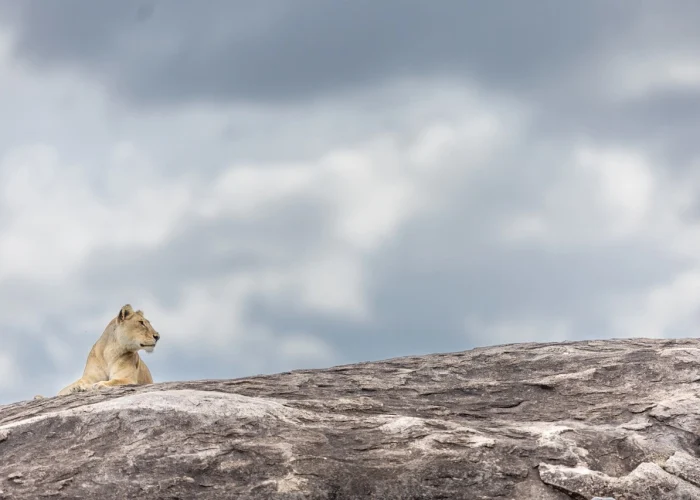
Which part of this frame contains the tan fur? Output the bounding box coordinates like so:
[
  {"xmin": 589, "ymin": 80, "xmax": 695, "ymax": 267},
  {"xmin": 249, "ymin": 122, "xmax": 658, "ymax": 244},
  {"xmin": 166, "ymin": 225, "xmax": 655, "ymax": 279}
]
[{"xmin": 57, "ymin": 304, "xmax": 161, "ymax": 396}]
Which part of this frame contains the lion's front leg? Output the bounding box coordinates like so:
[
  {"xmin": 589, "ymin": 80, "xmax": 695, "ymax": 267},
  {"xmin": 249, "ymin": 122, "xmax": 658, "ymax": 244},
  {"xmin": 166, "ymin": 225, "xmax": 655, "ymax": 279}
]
[
  {"xmin": 92, "ymin": 378, "xmax": 138, "ymax": 390},
  {"xmin": 57, "ymin": 378, "xmax": 94, "ymax": 396}
]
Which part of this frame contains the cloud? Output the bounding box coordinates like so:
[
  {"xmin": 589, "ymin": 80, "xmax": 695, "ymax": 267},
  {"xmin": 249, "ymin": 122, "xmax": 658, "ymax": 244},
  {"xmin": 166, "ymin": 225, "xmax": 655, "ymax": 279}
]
[
  {"xmin": 610, "ymin": 269, "xmax": 700, "ymax": 340},
  {"xmin": 73, "ymin": 80, "xmax": 517, "ymax": 348},
  {"xmin": 0, "ymin": 351, "xmax": 20, "ymax": 391},
  {"xmin": 0, "ymin": 1, "xmax": 637, "ymax": 106},
  {"xmin": 0, "ymin": 65, "xmax": 520, "ymax": 398},
  {"xmin": 0, "ymin": 143, "xmax": 192, "ymax": 283}
]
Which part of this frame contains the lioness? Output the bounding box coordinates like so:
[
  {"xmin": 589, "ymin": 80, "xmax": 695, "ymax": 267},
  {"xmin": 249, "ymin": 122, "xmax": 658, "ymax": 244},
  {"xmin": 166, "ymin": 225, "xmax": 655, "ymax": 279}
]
[{"xmin": 57, "ymin": 304, "xmax": 160, "ymax": 396}]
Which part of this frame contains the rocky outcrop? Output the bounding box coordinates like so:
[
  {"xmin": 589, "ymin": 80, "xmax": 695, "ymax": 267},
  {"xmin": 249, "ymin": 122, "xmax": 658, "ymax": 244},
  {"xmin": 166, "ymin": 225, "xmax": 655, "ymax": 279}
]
[{"xmin": 2, "ymin": 338, "xmax": 700, "ymax": 499}]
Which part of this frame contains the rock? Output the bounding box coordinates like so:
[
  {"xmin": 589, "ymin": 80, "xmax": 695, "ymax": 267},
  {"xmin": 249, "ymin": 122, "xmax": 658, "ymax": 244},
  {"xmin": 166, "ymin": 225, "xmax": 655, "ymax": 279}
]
[{"xmin": 2, "ymin": 337, "xmax": 700, "ymax": 499}]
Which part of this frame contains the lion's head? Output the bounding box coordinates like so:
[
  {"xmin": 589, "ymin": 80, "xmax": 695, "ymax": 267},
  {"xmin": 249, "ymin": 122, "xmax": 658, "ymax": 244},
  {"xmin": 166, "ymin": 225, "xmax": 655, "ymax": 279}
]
[{"xmin": 114, "ymin": 304, "xmax": 160, "ymax": 353}]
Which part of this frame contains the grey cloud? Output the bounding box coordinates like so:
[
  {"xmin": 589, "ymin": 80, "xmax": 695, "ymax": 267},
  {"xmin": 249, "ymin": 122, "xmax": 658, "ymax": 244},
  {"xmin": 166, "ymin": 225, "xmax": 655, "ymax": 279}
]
[
  {"xmin": 8, "ymin": 0, "xmax": 700, "ymax": 178},
  {"xmin": 244, "ymin": 167, "xmax": 688, "ymax": 364},
  {"xmin": 66, "ymin": 142, "xmax": 691, "ymax": 380},
  {"xmin": 77, "ymin": 195, "xmax": 331, "ymax": 307},
  {"xmin": 1, "ymin": 321, "xmax": 88, "ymax": 403},
  {"xmin": 529, "ymin": 87, "xmax": 700, "ymax": 175},
  {"xmin": 7, "ymin": 0, "xmax": 700, "ymax": 170},
  {"xmin": 1, "ymin": 0, "xmax": 634, "ymax": 106}
]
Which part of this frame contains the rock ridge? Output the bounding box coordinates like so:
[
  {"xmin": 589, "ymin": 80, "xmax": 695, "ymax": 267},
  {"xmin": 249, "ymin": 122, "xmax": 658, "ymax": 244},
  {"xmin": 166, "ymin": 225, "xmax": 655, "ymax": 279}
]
[{"xmin": 2, "ymin": 337, "xmax": 700, "ymax": 499}]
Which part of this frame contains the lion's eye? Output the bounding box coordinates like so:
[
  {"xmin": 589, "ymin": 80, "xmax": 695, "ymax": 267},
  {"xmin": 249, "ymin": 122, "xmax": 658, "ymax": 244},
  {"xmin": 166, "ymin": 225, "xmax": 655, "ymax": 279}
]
[{"xmin": 140, "ymin": 320, "xmax": 146, "ymax": 326}]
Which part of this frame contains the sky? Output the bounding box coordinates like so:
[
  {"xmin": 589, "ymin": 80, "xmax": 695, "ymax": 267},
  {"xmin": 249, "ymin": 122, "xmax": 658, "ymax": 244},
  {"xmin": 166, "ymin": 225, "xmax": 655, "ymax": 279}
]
[{"xmin": 1, "ymin": 1, "xmax": 700, "ymax": 404}]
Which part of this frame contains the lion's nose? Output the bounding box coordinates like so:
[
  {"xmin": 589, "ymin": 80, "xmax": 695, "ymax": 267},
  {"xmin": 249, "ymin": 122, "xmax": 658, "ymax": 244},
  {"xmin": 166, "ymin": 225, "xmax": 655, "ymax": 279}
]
[{"xmin": 153, "ymin": 332, "xmax": 160, "ymax": 342}]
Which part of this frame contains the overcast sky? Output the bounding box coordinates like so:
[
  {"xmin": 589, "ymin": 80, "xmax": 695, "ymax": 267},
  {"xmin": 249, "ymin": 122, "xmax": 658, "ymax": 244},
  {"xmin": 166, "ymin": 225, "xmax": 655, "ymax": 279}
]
[{"xmin": 1, "ymin": 1, "xmax": 700, "ymax": 404}]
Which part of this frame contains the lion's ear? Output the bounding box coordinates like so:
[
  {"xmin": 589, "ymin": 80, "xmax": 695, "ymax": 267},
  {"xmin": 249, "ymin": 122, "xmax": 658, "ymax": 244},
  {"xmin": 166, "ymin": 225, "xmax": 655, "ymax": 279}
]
[{"xmin": 119, "ymin": 304, "xmax": 134, "ymax": 321}]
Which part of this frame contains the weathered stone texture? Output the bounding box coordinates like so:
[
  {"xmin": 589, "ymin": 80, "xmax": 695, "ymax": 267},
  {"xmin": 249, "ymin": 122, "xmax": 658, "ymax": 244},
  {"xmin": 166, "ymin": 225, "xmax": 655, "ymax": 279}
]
[{"xmin": 2, "ymin": 338, "xmax": 700, "ymax": 499}]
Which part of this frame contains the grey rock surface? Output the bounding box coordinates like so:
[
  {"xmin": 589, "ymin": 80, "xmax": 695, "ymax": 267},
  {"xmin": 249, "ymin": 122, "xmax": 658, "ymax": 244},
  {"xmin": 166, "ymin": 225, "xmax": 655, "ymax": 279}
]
[{"xmin": 2, "ymin": 338, "xmax": 700, "ymax": 499}]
